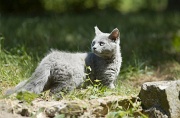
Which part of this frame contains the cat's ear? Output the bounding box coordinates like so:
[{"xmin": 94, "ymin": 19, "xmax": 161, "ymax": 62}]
[
  {"xmin": 108, "ymin": 28, "xmax": 120, "ymax": 41},
  {"xmin": 94, "ymin": 26, "xmax": 102, "ymax": 35}
]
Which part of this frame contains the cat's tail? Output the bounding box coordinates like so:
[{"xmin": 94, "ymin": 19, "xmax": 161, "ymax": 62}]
[
  {"xmin": 5, "ymin": 80, "xmax": 28, "ymax": 95},
  {"xmin": 5, "ymin": 70, "xmax": 51, "ymax": 95},
  {"xmin": 22, "ymin": 69, "xmax": 51, "ymax": 94},
  {"xmin": 5, "ymin": 53, "xmax": 53, "ymax": 96},
  {"xmin": 5, "ymin": 66, "xmax": 51, "ymax": 96}
]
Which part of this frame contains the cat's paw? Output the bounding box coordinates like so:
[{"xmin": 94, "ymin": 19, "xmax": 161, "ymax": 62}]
[{"xmin": 109, "ymin": 83, "xmax": 115, "ymax": 89}]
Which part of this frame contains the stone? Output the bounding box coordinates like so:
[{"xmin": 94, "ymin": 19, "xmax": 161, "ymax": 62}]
[
  {"xmin": 139, "ymin": 80, "xmax": 180, "ymax": 118},
  {"xmin": 44, "ymin": 100, "xmax": 87, "ymax": 117},
  {"xmin": 0, "ymin": 95, "xmax": 140, "ymax": 118}
]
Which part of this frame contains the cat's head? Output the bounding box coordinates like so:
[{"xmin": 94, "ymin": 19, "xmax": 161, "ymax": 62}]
[{"xmin": 91, "ymin": 26, "xmax": 120, "ymax": 58}]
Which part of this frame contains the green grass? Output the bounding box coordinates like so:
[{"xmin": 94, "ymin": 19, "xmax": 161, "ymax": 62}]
[
  {"xmin": 0, "ymin": 11, "xmax": 180, "ymax": 117},
  {"xmin": 1, "ymin": 10, "xmax": 180, "ymax": 96}
]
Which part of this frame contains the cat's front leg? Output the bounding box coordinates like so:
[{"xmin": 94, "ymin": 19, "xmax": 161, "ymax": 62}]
[{"xmin": 109, "ymin": 83, "xmax": 115, "ymax": 89}]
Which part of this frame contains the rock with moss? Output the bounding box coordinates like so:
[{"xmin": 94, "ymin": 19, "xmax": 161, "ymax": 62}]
[{"xmin": 139, "ymin": 80, "xmax": 180, "ymax": 118}]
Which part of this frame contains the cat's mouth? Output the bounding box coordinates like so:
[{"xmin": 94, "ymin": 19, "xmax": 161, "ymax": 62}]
[{"xmin": 92, "ymin": 50, "xmax": 102, "ymax": 56}]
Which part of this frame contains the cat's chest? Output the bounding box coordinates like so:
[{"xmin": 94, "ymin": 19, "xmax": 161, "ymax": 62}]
[{"xmin": 92, "ymin": 57, "xmax": 120, "ymax": 75}]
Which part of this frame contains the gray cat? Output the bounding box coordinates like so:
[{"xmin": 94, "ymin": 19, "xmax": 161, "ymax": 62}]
[{"xmin": 6, "ymin": 26, "xmax": 122, "ymax": 96}]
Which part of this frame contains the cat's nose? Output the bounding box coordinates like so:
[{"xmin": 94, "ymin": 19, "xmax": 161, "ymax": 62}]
[{"xmin": 93, "ymin": 47, "xmax": 96, "ymax": 50}]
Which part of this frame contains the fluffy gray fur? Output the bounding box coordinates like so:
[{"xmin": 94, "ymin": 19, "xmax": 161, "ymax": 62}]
[{"xmin": 6, "ymin": 26, "xmax": 122, "ymax": 96}]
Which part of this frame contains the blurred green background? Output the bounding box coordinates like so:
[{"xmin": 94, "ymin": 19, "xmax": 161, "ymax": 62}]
[{"xmin": 0, "ymin": 0, "xmax": 180, "ymax": 71}]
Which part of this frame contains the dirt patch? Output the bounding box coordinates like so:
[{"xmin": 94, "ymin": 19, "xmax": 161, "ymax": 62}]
[
  {"xmin": 0, "ymin": 99, "xmax": 28, "ymax": 118},
  {"xmin": 126, "ymin": 61, "xmax": 180, "ymax": 87}
]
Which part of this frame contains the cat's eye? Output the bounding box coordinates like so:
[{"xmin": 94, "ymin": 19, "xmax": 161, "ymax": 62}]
[{"xmin": 99, "ymin": 42, "xmax": 105, "ymax": 46}]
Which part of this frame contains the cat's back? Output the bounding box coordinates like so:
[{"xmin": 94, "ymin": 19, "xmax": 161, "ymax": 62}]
[
  {"xmin": 47, "ymin": 50, "xmax": 88, "ymax": 87},
  {"xmin": 44, "ymin": 50, "xmax": 87, "ymax": 67}
]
